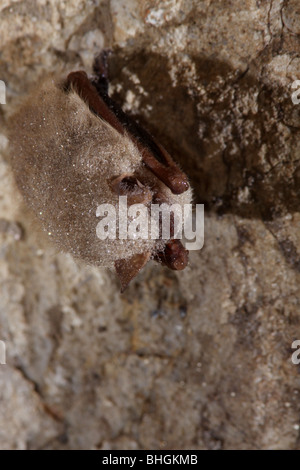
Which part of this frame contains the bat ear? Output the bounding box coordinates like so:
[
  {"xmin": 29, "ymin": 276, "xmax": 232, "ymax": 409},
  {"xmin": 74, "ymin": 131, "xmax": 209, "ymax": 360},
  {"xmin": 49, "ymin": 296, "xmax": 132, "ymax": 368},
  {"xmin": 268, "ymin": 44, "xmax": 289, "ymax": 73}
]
[
  {"xmin": 115, "ymin": 252, "xmax": 151, "ymax": 292},
  {"xmin": 110, "ymin": 174, "xmax": 152, "ymax": 205}
]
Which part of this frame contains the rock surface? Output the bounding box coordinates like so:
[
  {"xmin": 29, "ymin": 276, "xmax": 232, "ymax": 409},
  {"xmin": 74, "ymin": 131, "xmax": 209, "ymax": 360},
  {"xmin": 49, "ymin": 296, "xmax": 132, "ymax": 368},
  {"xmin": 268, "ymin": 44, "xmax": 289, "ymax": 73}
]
[{"xmin": 0, "ymin": 0, "xmax": 300, "ymax": 450}]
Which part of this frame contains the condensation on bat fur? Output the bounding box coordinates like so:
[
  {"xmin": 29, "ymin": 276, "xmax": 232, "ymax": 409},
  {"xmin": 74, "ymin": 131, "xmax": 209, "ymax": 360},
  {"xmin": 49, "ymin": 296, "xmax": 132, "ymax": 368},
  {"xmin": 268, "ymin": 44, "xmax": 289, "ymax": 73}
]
[{"xmin": 8, "ymin": 76, "xmax": 192, "ymax": 270}]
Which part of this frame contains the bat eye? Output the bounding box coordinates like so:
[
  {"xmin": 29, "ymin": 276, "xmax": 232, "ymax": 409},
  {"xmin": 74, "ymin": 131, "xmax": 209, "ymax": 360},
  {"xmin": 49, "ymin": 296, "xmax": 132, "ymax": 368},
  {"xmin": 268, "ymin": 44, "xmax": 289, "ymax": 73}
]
[{"xmin": 110, "ymin": 174, "xmax": 152, "ymax": 205}]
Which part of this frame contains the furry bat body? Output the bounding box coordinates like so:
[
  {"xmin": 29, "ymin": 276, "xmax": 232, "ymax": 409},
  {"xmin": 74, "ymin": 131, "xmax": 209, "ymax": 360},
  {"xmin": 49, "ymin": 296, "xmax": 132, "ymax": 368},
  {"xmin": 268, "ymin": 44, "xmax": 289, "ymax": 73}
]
[{"xmin": 8, "ymin": 53, "xmax": 192, "ymax": 291}]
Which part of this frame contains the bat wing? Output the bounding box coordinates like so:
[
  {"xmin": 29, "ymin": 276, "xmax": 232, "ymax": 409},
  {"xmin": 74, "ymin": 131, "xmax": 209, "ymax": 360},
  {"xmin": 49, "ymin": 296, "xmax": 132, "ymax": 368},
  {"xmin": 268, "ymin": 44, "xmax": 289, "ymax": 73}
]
[{"xmin": 115, "ymin": 252, "xmax": 151, "ymax": 293}]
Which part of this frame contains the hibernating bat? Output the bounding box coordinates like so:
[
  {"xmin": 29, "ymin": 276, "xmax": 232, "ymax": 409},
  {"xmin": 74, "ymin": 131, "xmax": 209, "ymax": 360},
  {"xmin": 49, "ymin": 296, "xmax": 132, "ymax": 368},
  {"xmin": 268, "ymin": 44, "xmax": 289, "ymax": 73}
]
[{"xmin": 8, "ymin": 52, "xmax": 192, "ymax": 291}]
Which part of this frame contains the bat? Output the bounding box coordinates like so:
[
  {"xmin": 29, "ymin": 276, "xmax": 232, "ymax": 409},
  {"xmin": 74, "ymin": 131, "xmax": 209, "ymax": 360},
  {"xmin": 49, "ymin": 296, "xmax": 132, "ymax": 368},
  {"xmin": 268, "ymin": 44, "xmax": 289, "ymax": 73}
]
[{"xmin": 8, "ymin": 51, "xmax": 192, "ymax": 292}]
